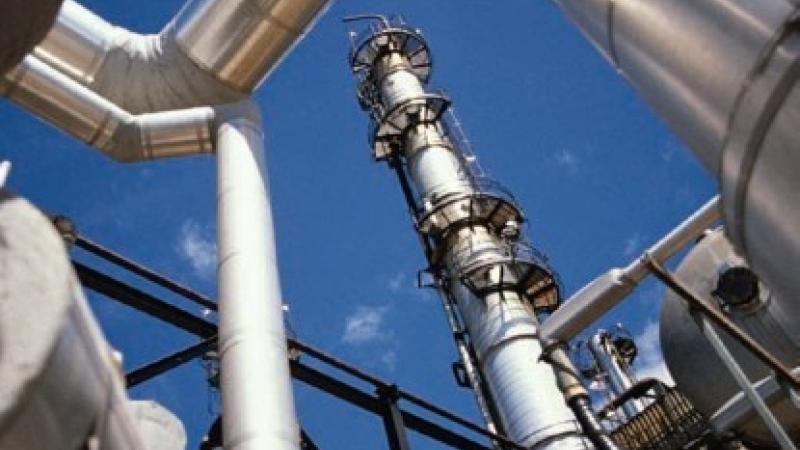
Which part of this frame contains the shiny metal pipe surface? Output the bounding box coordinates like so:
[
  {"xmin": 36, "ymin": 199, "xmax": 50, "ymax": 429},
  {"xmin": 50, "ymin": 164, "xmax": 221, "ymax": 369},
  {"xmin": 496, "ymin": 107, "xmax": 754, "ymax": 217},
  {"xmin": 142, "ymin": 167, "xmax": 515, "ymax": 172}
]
[
  {"xmin": 540, "ymin": 196, "xmax": 720, "ymax": 343},
  {"xmin": 587, "ymin": 332, "xmax": 643, "ymax": 420},
  {"xmin": 1, "ymin": 55, "xmax": 216, "ymax": 162},
  {"xmin": 660, "ymin": 228, "xmax": 800, "ymax": 446},
  {"xmin": 33, "ymin": 0, "xmax": 331, "ymax": 113},
  {"xmin": 357, "ymin": 28, "xmax": 591, "ymax": 448},
  {"xmin": 0, "ymin": 194, "xmax": 146, "ymax": 449},
  {"xmin": 216, "ymin": 107, "xmax": 300, "ymax": 450},
  {"xmin": 552, "ymin": 0, "xmax": 800, "ymax": 305},
  {"xmin": 451, "ymin": 268, "xmax": 588, "ymax": 450},
  {"xmin": 33, "ymin": 0, "xmax": 114, "ymax": 85},
  {"xmin": 175, "ymin": 0, "xmax": 331, "ymax": 93}
]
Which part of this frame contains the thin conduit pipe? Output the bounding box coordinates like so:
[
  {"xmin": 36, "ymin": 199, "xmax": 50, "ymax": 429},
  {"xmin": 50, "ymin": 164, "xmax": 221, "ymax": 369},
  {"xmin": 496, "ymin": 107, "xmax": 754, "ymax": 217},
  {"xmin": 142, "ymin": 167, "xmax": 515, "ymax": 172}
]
[
  {"xmin": 32, "ymin": 0, "xmax": 332, "ymax": 113},
  {"xmin": 540, "ymin": 196, "xmax": 720, "ymax": 344}
]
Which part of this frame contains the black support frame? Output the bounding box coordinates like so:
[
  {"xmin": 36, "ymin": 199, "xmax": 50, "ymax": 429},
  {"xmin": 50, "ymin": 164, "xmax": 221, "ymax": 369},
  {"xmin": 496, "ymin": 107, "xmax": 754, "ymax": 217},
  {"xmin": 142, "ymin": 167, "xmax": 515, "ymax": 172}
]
[{"xmin": 70, "ymin": 234, "xmax": 526, "ymax": 450}]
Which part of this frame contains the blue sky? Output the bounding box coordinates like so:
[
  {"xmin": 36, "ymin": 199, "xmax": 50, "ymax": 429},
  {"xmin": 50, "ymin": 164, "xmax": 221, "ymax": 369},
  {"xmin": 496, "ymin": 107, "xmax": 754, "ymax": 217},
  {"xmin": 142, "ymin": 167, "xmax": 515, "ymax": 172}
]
[{"xmin": 0, "ymin": 1, "xmax": 716, "ymax": 448}]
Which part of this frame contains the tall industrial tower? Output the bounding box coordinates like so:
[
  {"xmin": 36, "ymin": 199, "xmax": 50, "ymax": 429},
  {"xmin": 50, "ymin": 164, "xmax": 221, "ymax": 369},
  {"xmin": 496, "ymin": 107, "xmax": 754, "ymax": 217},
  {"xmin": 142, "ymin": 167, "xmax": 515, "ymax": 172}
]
[{"xmin": 346, "ymin": 16, "xmax": 592, "ymax": 450}]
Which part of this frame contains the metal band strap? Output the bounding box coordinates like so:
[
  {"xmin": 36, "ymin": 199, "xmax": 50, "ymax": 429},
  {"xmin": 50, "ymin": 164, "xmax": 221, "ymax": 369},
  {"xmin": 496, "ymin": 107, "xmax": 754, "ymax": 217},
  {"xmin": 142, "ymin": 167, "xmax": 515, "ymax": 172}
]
[{"xmin": 719, "ymin": 9, "xmax": 800, "ymax": 253}]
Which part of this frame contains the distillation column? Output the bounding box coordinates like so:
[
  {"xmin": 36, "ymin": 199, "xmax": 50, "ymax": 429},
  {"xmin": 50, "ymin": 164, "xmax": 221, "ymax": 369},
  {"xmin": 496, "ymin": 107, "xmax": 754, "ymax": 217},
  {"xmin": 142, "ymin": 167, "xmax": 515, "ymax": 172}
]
[{"xmin": 347, "ymin": 17, "xmax": 591, "ymax": 450}]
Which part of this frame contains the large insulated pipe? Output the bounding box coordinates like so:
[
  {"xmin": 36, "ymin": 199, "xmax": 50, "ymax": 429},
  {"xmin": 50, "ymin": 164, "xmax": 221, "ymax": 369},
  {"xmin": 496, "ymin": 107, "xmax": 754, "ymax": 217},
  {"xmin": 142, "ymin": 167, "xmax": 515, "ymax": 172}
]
[
  {"xmin": 551, "ymin": 0, "xmax": 800, "ymax": 303},
  {"xmin": 32, "ymin": 0, "xmax": 331, "ymax": 113},
  {"xmin": 1, "ymin": 55, "xmax": 215, "ymax": 162},
  {"xmin": 216, "ymin": 104, "xmax": 300, "ymax": 450},
  {"xmin": 347, "ymin": 18, "xmax": 591, "ymax": 450},
  {"xmin": 0, "ymin": 192, "xmax": 146, "ymax": 449}
]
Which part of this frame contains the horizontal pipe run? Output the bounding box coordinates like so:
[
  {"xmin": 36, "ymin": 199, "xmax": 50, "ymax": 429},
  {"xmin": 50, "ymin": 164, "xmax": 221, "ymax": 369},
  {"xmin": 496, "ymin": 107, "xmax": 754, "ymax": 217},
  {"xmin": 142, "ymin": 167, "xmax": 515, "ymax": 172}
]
[
  {"xmin": 540, "ymin": 195, "xmax": 720, "ymax": 343},
  {"xmin": 32, "ymin": 0, "xmax": 331, "ymax": 112},
  {"xmin": 2, "ymin": 55, "xmax": 216, "ymax": 162}
]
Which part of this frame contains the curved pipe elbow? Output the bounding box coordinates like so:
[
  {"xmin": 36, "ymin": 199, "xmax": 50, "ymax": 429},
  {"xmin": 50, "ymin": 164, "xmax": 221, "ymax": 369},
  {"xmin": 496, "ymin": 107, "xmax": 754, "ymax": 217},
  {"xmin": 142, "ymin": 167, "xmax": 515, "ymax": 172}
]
[
  {"xmin": 2, "ymin": 55, "xmax": 219, "ymax": 164},
  {"xmin": 33, "ymin": 0, "xmax": 332, "ymax": 112},
  {"xmin": 104, "ymin": 107, "xmax": 217, "ymax": 163}
]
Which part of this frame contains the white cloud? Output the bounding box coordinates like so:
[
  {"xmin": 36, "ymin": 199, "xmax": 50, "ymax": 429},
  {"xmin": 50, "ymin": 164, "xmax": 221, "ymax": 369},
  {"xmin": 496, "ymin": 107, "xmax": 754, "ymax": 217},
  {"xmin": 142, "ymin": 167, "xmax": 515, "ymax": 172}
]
[
  {"xmin": 385, "ymin": 271, "xmax": 434, "ymax": 302},
  {"xmin": 623, "ymin": 233, "xmax": 643, "ymax": 257},
  {"xmin": 342, "ymin": 305, "xmax": 392, "ymax": 345},
  {"xmin": 554, "ymin": 148, "xmax": 581, "ymax": 173},
  {"xmin": 177, "ymin": 220, "xmax": 217, "ymax": 279},
  {"xmin": 387, "ymin": 272, "xmax": 406, "ymax": 294},
  {"xmin": 381, "ymin": 350, "xmax": 398, "ymax": 372},
  {"xmin": 633, "ymin": 321, "xmax": 675, "ymax": 386}
]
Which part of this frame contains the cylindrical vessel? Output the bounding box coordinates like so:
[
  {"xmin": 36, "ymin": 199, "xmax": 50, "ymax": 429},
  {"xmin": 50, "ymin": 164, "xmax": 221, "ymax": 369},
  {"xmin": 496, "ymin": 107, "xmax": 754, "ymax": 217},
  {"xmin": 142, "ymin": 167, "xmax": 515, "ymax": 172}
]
[
  {"xmin": 0, "ymin": 193, "xmax": 146, "ymax": 450},
  {"xmin": 348, "ymin": 19, "xmax": 590, "ymax": 450},
  {"xmin": 216, "ymin": 109, "xmax": 300, "ymax": 450},
  {"xmin": 552, "ymin": 0, "xmax": 800, "ymax": 306},
  {"xmin": 660, "ymin": 228, "xmax": 800, "ymax": 445}
]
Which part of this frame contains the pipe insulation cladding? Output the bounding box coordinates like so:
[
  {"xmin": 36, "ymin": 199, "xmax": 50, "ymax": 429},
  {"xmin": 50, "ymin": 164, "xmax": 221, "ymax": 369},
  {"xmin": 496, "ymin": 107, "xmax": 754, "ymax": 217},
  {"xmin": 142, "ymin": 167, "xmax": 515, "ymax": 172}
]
[
  {"xmin": 216, "ymin": 108, "xmax": 302, "ymax": 450},
  {"xmin": 0, "ymin": 192, "xmax": 149, "ymax": 449},
  {"xmin": 32, "ymin": 0, "xmax": 331, "ymax": 113},
  {"xmin": 660, "ymin": 228, "xmax": 800, "ymax": 446},
  {"xmin": 347, "ymin": 18, "xmax": 591, "ymax": 450},
  {"xmin": 551, "ymin": 0, "xmax": 800, "ymax": 305}
]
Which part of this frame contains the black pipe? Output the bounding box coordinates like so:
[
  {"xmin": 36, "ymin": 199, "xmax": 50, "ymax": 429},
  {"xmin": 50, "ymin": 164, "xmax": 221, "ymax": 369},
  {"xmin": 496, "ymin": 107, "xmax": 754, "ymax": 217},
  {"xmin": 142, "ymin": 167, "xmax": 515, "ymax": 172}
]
[{"xmin": 569, "ymin": 395, "xmax": 624, "ymax": 450}]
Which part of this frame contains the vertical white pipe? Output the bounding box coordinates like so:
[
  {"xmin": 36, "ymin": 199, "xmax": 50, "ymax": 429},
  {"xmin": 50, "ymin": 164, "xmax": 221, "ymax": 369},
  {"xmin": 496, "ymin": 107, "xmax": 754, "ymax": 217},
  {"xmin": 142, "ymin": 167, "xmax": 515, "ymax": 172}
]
[
  {"xmin": 216, "ymin": 110, "xmax": 299, "ymax": 450},
  {"xmin": 587, "ymin": 333, "xmax": 643, "ymax": 420}
]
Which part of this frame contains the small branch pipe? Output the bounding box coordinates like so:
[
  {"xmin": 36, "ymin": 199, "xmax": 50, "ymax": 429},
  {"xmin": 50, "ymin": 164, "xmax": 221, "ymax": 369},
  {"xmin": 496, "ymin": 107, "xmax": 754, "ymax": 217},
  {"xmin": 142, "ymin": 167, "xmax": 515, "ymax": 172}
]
[
  {"xmin": 540, "ymin": 195, "xmax": 720, "ymax": 344},
  {"xmin": 33, "ymin": 0, "xmax": 331, "ymax": 112},
  {"xmin": 2, "ymin": 55, "xmax": 218, "ymax": 162},
  {"xmin": 551, "ymin": 0, "xmax": 800, "ymax": 307},
  {"xmin": 216, "ymin": 105, "xmax": 300, "ymax": 450}
]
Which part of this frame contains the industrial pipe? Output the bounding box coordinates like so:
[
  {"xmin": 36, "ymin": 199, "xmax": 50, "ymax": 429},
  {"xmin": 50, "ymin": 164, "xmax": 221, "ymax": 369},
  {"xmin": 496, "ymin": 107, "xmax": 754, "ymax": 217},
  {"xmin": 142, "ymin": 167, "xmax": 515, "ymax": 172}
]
[
  {"xmin": 216, "ymin": 104, "xmax": 300, "ymax": 450},
  {"xmin": 540, "ymin": 195, "xmax": 720, "ymax": 344},
  {"xmin": 0, "ymin": 192, "xmax": 147, "ymax": 449},
  {"xmin": 551, "ymin": 0, "xmax": 800, "ymax": 305},
  {"xmin": 33, "ymin": 0, "xmax": 331, "ymax": 113},
  {"xmin": 587, "ymin": 331, "xmax": 644, "ymax": 420},
  {"xmin": 1, "ymin": 55, "xmax": 215, "ymax": 162}
]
